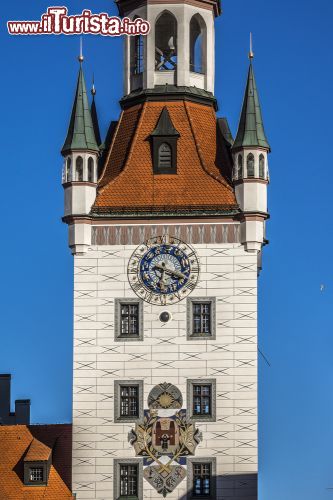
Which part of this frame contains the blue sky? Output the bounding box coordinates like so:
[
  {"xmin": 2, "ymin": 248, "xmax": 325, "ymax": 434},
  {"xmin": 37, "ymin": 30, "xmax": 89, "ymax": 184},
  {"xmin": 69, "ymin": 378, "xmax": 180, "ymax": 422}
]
[{"xmin": 0, "ymin": 1, "xmax": 332, "ymax": 499}]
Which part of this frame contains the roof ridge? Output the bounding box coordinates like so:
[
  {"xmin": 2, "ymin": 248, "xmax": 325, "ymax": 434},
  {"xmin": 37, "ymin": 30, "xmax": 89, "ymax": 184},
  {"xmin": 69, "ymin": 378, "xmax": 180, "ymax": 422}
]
[
  {"xmin": 98, "ymin": 110, "xmax": 125, "ymax": 189},
  {"xmin": 98, "ymin": 104, "xmax": 145, "ymax": 193},
  {"xmin": 184, "ymin": 101, "xmax": 234, "ymax": 193},
  {"xmin": 101, "ymin": 102, "xmax": 148, "ymax": 192}
]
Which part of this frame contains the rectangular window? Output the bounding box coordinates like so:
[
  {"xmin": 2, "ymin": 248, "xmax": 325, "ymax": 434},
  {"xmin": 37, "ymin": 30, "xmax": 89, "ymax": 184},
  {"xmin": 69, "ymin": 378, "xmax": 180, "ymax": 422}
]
[
  {"xmin": 193, "ymin": 384, "xmax": 211, "ymax": 416},
  {"xmin": 115, "ymin": 381, "xmax": 143, "ymax": 423},
  {"xmin": 187, "ymin": 298, "xmax": 216, "ymax": 340},
  {"xmin": 120, "ymin": 464, "xmax": 138, "ymax": 497},
  {"xmin": 187, "ymin": 379, "xmax": 216, "ymax": 422},
  {"xmin": 121, "ymin": 304, "xmax": 139, "ymax": 336},
  {"xmin": 193, "ymin": 463, "xmax": 211, "ymax": 496},
  {"xmin": 115, "ymin": 299, "xmax": 143, "ymax": 342},
  {"xmin": 120, "ymin": 386, "xmax": 139, "ymax": 418},
  {"xmin": 29, "ymin": 467, "xmax": 44, "ymax": 482},
  {"xmin": 114, "ymin": 459, "xmax": 143, "ymax": 499},
  {"xmin": 193, "ymin": 303, "xmax": 211, "ymax": 335}
]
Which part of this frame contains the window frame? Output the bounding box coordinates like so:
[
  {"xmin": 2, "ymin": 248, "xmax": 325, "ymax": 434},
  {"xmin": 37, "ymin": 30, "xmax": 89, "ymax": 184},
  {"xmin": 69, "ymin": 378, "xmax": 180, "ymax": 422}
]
[
  {"xmin": 114, "ymin": 380, "xmax": 144, "ymax": 423},
  {"xmin": 259, "ymin": 153, "xmax": 265, "ymax": 179},
  {"xmin": 75, "ymin": 156, "xmax": 84, "ymax": 181},
  {"xmin": 152, "ymin": 136, "xmax": 178, "ymax": 174},
  {"xmin": 187, "ymin": 297, "xmax": 216, "ymax": 340},
  {"xmin": 131, "ymin": 34, "xmax": 144, "ymax": 75},
  {"xmin": 158, "ymin": 142, "xmax": 172, "ymax": 169},
  {"xmin": 187, "ymin": 379, "xmax": 216, "ymax": 422},
  {"xmin": 24, "ymin": 461, "xmax": 49, "ymax": 486},
  {"xmin": 115, "ymin": 299, "xmax": 144, "ymax": 342},
  {"xmin": 247, "ymin": 153, "xmax": 255, "ymax": 178},
  {"xmin": 189, "ymin": 14, "xmax": 206, "ymax": 75},
  {"xmin": 66, "ymin": 157, "xmax": 72, "ymax": 182},
  {"xmin": 114, "ymin": 459, "xmax": 143, "ymax": 500},
  {"xmin": 237, "ymin": 153, "xmax": 243, "ymax": 179},
  {"xmin": 155, "ymin": 11, "xmax": 178, "ymax": 72},
  {"xmin": 187, "ymin": 458, "xmax": 216, "ymax": 500},
  {"xmin": 87, "ymin": 156, "xmax": 95, "ymax": 183}
]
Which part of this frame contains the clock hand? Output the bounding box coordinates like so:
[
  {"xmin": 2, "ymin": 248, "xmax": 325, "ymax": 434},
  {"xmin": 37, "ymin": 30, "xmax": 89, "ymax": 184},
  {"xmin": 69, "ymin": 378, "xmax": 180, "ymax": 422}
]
[
  {"xmin": 154, "ymin": 262, "xmax": 187, "ymax": 281},
  {"xmin": 154, "ymin": 263, "xmax": 168, "ymax": 290}
]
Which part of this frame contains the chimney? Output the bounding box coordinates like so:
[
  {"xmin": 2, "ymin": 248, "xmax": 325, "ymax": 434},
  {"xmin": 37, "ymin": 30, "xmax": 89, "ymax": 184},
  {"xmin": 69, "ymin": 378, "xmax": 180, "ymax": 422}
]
[
  {"xmin": 0, "ymin": 375, "xmax": 11, "ymax": 423},
  {"xmin": 15, "ymin": 399, "xmax": 31, "ymax": 425}
]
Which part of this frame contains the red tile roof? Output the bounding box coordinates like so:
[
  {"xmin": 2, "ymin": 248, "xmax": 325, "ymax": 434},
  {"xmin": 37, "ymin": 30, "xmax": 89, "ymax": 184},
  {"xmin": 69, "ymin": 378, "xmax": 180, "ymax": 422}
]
[
  {"xmin": 0, "ymin": 425, "xmax": 73, "ymax": 500},
  {"xmin": 94, "ymin": 101, "xmax": 238, "ymax": 213}
]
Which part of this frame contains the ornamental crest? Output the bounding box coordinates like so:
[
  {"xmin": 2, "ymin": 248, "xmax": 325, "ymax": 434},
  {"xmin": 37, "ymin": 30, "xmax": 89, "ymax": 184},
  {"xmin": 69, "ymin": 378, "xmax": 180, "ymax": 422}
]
[{"xmin": 128, "ymin": 383, "xmax": 202, "ymax": 497}]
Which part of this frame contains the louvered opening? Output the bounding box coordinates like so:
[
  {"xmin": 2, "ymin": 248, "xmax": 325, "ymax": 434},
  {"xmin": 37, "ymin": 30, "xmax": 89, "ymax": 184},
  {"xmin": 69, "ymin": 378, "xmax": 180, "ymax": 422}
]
[{"xmin": 158, "ymin": 143, "xmax": 172, "ymax": 169}]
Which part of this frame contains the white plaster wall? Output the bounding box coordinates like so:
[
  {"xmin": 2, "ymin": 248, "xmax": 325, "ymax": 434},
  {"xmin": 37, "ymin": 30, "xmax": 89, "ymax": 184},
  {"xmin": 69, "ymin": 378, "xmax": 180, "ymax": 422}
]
[
  {"xmin": 64, "ymin": 185, "xmax": 97, "ymax": 217},
  {"xmin": 235, "ymin": 182, "xmax": 267, "ymax": 214},
  {"xmin": 72, "ymin": 237, "xmax": 258, "ymax": 499}
]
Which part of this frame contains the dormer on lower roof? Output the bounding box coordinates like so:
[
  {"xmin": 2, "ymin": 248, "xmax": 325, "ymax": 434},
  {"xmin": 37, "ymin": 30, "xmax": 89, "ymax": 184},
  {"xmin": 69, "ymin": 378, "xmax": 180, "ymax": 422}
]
[{"xmin": 24, "ymin": 438, "xmax": 52, "ymax": 486}]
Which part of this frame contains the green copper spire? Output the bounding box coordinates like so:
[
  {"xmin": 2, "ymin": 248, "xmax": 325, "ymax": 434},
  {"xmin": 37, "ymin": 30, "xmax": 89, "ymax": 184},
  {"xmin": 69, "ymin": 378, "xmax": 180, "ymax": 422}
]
[
  {"xmin": 233, "ymin": 63, "xmax": 270, "ymax": 151},
  {"xmin": 61, "ymin": 63, "xmax": 99, "ymax": 155}
]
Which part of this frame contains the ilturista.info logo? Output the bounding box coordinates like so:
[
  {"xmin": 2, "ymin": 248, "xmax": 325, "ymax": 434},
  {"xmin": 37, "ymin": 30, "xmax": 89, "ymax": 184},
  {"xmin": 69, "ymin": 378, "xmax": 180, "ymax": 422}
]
[{"xmin": 7, "ymin": 6, "xmax": 150, "ymax": 36}]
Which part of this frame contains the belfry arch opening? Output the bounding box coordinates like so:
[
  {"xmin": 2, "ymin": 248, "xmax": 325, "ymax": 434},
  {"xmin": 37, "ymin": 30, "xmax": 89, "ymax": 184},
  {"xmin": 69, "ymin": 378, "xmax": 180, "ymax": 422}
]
[
  {"xmin": 88, "ymin": 157, "xmax": 94, "ymax": 183},
  {"xmin": 190, "ymin": 15, "xmax": 206, "ymax": 74},
  {"xmin": 155, "ymin": 12, "xmax": 177, "ymax": 71},
  {"xmin": 131, "ymin": 17, "xmax": 144, "ymax": 76},
  {"xmin": 75, "ymin": 156, "xmax": 83, "ymax": 182}
]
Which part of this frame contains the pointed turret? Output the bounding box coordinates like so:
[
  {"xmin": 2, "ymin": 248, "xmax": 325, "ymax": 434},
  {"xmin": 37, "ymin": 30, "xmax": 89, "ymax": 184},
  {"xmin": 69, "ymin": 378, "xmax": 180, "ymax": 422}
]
[
  {"xmin": 232, "ymin": 55, "xmax": 271, "ymax": 254},
  {"xmin": 90, "ymin": 80, "xmax": 102, "ymax": 148},
  {"xmin": 233, "ymin": 63, "xmax": 270, "ymax": 151},
  {"xmin": 61, "ymin": 56, "xmax": 100, "ymax": 255},
  {"xmin": 61, "ymin": 65, "xmax": 99, "ymax": 155}
]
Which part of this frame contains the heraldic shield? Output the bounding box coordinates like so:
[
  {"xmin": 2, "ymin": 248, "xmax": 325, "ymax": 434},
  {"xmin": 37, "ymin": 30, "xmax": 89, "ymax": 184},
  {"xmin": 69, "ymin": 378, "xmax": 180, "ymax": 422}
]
[{"xmin": 128, "ymin": 383, "xmax": 203, "ymax": 497}]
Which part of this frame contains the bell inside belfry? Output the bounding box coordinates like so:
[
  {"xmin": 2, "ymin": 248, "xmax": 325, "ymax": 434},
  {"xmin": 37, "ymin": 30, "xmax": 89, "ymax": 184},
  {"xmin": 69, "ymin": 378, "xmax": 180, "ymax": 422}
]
[{"xmin": 155, "ymin": 13, "xmax": 177, "ymax": 71}]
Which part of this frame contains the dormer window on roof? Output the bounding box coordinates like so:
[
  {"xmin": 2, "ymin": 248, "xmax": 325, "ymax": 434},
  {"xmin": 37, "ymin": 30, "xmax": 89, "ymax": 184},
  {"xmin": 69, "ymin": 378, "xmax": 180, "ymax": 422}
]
[
  {"xmin": 150, "ymin": 107, "xmax": 180, "ymax": 174},
  {"xmin": 23, "ymin": 437, "xmax": 52, "ymax": 487}
]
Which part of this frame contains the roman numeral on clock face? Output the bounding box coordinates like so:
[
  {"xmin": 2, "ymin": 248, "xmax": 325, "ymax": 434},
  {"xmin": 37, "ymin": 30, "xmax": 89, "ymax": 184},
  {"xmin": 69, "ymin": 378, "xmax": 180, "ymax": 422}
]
[
  {"xmin": 131, "ymin": 281, "xmax": 144, "ymax": 293},
  {"xmin": 186, "ymin": 281, "xmax": 197, "ymax": 291}
]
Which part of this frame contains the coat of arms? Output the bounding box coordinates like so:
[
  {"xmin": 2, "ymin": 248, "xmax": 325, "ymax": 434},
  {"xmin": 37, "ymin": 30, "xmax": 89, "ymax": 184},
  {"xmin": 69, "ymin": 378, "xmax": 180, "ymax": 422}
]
[{"xmin": 128, "ymin": 383, "xmax": 202, "ymax": 497}]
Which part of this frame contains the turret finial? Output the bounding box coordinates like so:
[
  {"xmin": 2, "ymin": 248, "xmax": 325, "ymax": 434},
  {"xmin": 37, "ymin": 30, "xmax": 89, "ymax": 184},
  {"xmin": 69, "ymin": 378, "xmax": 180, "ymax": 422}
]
[
  {"xmin": 78, "ymin": 37, "xmax": 84, "ymax": 63},
  {"xmin": 248, "ymin": 32, "xmax": 254, "ymax": 60},
  {"xmin": 91, "ymin": 74, "xmax": 96, "ymax": 97}
]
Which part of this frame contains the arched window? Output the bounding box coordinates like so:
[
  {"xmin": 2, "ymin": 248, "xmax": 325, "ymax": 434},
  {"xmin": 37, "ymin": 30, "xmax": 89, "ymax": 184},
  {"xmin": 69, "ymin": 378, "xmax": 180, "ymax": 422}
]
[
  {"xmin": 158, "ymin": 143, "xmax": 172, "ymax": 169},
  {"xmin": 155, "ymin": 12, "xmax": 177, "ymax": 71},
  {"xmin": 259, "ymin": 154, "xmax": 265, "ymax": 179},
  {"xmin": 66, "ymin": 157, "xmax": 71, "ymax": 182},
  {"xmin": 190, "ymin": 15, "xmax": 206, "ymax": 74},
  {"xmin": 88, "ymin": 157, "xmax": 94, "ymax": 182},
  {"xmin": 247, "ymin": 153, "xmax": 255, "ymax": 178},
  {"xmin": 237, "ymin": 154, "xmax": 243, "ymax": 179},
  {"xmin": 76, "ymin": 156, "xmax": 83, "ymax": 181},
  {"xmin": 131, "ymin": 34, "xmax": 144, "ymax": 75}
]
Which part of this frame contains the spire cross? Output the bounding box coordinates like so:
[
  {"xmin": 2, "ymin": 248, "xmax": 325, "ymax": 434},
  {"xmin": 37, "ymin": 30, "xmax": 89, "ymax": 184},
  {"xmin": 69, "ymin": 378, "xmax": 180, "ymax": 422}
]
[
  {"xmin": 249, "ymin": 32, "xmax": 254, "ymax": 60},
  {"xmin": 78, "ymin": 36, "xmax": 84, "ymax": 63}
]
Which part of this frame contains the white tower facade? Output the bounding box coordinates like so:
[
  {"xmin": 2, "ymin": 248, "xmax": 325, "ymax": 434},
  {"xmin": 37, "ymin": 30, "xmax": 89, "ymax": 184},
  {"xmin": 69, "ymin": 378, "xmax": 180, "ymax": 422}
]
[{"xmin": 62, "ymin": 3, "xmax": 270, "ymax": 500}]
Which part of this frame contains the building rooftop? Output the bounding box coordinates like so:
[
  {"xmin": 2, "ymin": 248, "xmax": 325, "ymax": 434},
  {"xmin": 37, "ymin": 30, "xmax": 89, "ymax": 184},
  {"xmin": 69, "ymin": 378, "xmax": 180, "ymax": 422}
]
[
  {"xmin": 93, "ymin": 100, "xmax": 239, "ymax": 217},
  {"xmin": 0, "ymin": 424, "xmax": 73, "ymax": 500}
]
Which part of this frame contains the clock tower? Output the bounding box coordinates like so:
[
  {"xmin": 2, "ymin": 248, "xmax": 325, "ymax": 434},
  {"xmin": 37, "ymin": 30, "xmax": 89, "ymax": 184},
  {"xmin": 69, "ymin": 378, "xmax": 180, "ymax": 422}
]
[{"xmin": 62, "ymin": 1, "xmax": 270, "ymax": 499}]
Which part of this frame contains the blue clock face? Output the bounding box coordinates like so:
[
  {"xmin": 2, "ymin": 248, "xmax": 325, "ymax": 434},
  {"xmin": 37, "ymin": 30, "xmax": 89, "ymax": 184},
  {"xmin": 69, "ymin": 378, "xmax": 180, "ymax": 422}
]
[{"xmin": 128, "ymin": 236, "xmax": 200, "ymax": 305}]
